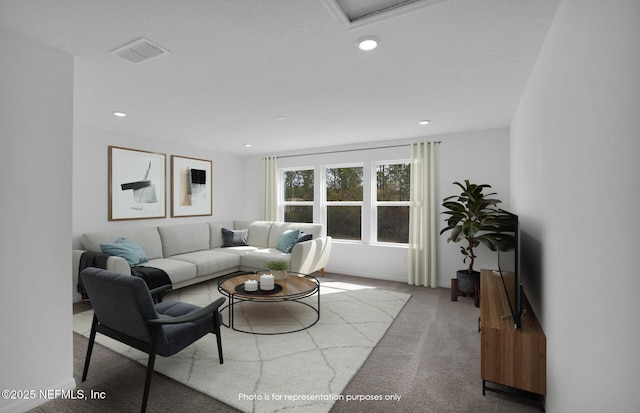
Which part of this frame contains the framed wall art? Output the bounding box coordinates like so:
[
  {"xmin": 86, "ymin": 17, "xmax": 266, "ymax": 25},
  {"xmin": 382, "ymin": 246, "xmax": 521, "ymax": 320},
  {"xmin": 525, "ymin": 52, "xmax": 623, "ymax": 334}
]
[
  {"xmin": 171, "ymin": 155, "xmax": 213, "ymax": 217},
  {"xmin": 109, "ymin": 146, "xmax": 166, "ymax": 221}
]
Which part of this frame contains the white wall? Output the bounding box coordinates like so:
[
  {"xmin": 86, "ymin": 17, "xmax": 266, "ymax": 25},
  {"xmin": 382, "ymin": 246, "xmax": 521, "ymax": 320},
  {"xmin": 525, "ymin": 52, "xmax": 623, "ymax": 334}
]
[
  {"xmin": 436, "ymin": 128, "xmax": 510, "ymax": 287},
  {"xmin": 72, "ymin": 124, "xmax": 247, "ymax": 301},
  {"xmin": 510, "ymin": 1, "xmax": 640, "ymax": 411},
  {"xmin": 242, "ymin": 127, "xmax": 510, "ymax": 286},
  {"xmin": 0, "ymin": 30, "xmax": 75, "ymax": 412}
]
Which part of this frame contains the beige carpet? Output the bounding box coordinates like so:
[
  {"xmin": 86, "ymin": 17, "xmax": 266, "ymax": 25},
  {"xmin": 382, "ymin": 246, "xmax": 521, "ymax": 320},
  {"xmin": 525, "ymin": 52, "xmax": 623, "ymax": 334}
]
[{"xmin": 73, "ymin": 278, "xmax": 410, "ymax": 413}]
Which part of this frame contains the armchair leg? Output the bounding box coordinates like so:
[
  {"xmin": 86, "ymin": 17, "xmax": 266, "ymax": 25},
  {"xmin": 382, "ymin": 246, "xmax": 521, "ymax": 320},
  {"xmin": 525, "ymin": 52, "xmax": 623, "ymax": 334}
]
[
  {"xmin": 214, "ymin": 317, "xmax": 224, "ymax": 364},
  {"xmin": 141, "ymin": 346, "xmax": 157, "ymax": 413},
  {"xmin": 82, "ymin": 316, "xmax": 98, "ymax": 382}
]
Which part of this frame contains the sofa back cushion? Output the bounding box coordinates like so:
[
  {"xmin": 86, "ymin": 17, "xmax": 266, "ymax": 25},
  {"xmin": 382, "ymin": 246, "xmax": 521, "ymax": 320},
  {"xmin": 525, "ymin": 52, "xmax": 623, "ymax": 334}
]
[
  {"xmin": 209, "ymin": 221, "xmax": 235, "ymax": 249},
  {"xmin": 81, "ymin": 227, "xmax": 164, "ymax": 260},
  {"xmin": 243, "ymin": 221, "xmax": 273, "ymax": 248},
  {"xmin": 268, "ymin": 222, "xmax": 324, "ymax": 248},
  {"xmin": 157, "ymin": 223, "xmax": 210, "ymax": 257}
]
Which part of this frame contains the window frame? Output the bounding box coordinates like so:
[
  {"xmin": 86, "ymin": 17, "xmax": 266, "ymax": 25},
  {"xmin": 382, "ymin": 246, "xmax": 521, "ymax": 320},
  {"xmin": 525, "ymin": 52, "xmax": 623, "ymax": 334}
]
[
  {"xmin": 323, "ymin": 163, "xmax": 364, "ymax": 242},
  {"xmin": 372, "ymin": 160, "xmax": 411, "ymax": 245},
  {"xmin": 276, "ymin": 156, "xmax": 411, "ymax": 247},
  {"xmin": 280, "ymin": 167, "xmax": 315, "ymax": 222}
]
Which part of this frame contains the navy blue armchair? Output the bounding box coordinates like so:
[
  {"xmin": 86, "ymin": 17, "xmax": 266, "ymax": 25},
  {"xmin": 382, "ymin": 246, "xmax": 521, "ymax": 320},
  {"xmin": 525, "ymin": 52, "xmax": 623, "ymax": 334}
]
[{"xmin": 80, "ymin": 267, "xmax": 225, "ymax": 413}]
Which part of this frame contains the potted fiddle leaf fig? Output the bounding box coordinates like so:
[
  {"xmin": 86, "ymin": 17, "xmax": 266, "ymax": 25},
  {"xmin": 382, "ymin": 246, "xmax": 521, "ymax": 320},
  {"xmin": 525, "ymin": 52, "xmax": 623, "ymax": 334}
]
[{"xmin": 440, "ymin": 180, "xmax": 502, "ymax": 295}]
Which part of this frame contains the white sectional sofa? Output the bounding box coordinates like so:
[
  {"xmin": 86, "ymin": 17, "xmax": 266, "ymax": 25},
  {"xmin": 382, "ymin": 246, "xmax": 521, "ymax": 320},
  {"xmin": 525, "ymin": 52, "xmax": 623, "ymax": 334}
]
[{"xmin": 73, "ymin": 220, "xmax": 332, "ymax": 296}]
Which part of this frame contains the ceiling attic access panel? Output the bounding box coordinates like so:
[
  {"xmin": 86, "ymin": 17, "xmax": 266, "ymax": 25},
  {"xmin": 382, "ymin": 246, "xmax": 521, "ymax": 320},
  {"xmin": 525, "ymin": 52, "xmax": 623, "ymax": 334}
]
[{"xmin": 321, "ymin": 0, "xmax": 448, "ymax": 28}]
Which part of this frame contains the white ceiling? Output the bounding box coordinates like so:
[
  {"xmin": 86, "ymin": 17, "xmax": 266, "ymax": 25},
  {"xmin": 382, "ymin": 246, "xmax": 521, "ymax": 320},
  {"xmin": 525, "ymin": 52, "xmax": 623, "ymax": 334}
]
[{"xmin": 0, "ymin": 0, "xmax": 559, "ymax": 156}]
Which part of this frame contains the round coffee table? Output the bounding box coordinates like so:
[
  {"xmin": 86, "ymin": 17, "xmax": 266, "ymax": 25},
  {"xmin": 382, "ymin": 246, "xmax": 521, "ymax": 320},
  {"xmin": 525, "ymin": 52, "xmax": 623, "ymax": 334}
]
[{"xmin": 217, "ymin": 272, "xmax": 320, "ymax": 335}]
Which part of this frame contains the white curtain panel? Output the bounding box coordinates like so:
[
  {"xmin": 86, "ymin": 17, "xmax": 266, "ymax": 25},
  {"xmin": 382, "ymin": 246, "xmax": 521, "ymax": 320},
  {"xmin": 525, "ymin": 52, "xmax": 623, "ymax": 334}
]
[
  {"xmin": 262, "ymin": 156, "xmax": 279, "ymax": 221},
  {"xmin": 408, "ymin": 142, "xmax": 438, "ymax": 287}
]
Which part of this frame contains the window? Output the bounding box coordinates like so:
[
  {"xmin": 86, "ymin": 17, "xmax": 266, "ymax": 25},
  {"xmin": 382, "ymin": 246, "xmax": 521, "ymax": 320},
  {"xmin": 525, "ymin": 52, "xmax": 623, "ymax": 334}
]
[
  {"xmin": 325, "ymin": 165, "xmax": 363, "ymax": 240},
  {"xmin": 375, "ymin": 162, "xmax": 410, "ymax": 243},
  {"xmin": 282, "ymin": 169, "xmax": 314, "ymax": 223},
  {"xmin": 277, "ymin": 150, "xmax": 411, "ymax": 246}
]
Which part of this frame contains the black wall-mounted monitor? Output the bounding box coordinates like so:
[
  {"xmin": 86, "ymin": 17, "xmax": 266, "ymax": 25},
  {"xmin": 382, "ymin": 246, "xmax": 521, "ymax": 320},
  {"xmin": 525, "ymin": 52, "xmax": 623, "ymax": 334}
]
[{"xmin": 495, "ymin": 209, "xmax": 522, "ymax": 329}]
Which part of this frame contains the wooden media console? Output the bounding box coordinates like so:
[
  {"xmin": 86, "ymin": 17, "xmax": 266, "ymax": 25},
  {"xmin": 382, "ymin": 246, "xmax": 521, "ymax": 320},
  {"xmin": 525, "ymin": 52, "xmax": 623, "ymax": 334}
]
[{"xmin": 480, "ymin": 269, "xmax": 546, "ymax": 410}]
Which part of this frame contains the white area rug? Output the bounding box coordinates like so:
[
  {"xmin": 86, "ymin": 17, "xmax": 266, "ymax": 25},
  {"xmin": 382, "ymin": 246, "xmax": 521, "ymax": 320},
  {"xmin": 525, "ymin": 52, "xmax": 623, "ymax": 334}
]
[{"xmin": 73, "ymin": 279, "xmax": 410, "ymax": 413}]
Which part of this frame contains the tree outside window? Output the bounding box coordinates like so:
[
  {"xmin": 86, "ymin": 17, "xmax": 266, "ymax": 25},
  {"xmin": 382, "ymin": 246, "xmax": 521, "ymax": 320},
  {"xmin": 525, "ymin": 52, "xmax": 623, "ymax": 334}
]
[
  {"xmin": 279, "ymin": 160, "xmax": 410, "ymax": 245},
  {"xmin": 375, "ymin": 162, "xmax": 410, "ymax": 243},
  {"xmin": 282, "ymin": 169, "xmax": 313, "ymax": 223},
  {"xmin": 325, "ymin": 165, "xmax": 363, "ymax": 240}
]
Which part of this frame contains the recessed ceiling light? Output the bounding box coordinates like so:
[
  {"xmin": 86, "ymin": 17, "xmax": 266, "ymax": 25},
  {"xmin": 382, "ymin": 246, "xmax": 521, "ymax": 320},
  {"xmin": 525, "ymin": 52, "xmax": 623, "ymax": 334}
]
[
  {"xmin": 275, "ymin": 116, "xmax": 286, "ymax": 121},
  {"xmin": 113, "ymin": 111, "xmax": 127, "ymax": 117},
  {"xmin": 244, "ymin": 144, "xmax": 253, "ymax": 148},
  {"xmin": 418, "ymin": 120, "xmax": 431, "ymax": 125},
  {"xmin": 357, "ymin": 37, "xmax": 378, "ymax": 51}
]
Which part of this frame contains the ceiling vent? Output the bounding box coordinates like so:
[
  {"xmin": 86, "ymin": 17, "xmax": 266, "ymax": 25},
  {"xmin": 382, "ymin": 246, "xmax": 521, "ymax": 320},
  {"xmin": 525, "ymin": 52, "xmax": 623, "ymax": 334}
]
[{"xmin": 110, "ymin": 37, "xmax": 170, "ymax": 64}]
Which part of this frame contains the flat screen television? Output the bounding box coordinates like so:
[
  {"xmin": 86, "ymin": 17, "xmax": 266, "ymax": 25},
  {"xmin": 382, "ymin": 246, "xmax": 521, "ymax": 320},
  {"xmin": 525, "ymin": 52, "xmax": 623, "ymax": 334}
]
[{"xmin": 494, "ymin": 209, "xmax": 522, "ymax": 329}]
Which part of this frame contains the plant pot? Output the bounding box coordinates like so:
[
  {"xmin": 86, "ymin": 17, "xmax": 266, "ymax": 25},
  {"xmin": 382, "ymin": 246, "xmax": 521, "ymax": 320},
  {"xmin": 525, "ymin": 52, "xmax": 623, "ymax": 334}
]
[
  {"xmin": 456, "ymin": 270, "xmax": 480, "ymax": 294},
  {"xmin": 272, "ymin": 270, "xmax": 288, "ymax": 281}
]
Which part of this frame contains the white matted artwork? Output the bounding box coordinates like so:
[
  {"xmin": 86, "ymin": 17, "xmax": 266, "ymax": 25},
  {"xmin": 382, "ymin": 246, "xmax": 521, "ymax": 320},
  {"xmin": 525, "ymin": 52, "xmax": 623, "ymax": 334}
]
[
  {"xmin": 109, "ymin": 146, "xmax": 166, "ymax": 221},
  {"xmin": 171, "ymin": 155, "xmax": 212, "ymax": 217}
]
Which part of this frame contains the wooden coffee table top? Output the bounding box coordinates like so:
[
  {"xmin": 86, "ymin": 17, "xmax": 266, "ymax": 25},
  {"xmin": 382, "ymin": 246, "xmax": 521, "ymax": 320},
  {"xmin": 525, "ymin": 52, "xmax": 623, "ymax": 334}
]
[{"xmin": 218, "ymin": 273, "xmax": 318, "ymax": 301}]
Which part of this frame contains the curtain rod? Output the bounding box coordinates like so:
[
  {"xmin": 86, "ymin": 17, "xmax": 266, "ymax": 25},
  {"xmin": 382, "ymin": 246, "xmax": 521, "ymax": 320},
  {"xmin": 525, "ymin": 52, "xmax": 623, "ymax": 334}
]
[{"xmin": 275, "ymin": 141, "xmax": 441, "ymax": 159}]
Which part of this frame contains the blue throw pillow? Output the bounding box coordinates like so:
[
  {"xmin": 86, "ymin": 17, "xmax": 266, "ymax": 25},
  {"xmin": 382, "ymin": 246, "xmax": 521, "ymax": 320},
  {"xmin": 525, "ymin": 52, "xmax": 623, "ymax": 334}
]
[
  {"xmin": 277, "ymin": 229, "xmax": 300, "ymax": 253},
  {"xmin": 100, "ymin": 237, "xmax": 148, "ymax": 267}
]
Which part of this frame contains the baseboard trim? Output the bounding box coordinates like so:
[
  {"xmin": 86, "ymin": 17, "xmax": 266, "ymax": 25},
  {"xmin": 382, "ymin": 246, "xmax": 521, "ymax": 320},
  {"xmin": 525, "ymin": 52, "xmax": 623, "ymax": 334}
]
[{"xmin": 326, "ymin": 267, "xmax": 407, "ymax": 283}]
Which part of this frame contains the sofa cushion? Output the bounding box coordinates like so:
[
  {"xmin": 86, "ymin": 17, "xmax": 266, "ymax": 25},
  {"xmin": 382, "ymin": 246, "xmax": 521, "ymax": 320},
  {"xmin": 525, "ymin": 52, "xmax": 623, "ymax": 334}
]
[
  {"xmin": 81, "ymin": 227, "xmax": 164, "ymax": 260},
  {"xmin": 293, "ymin": 223, "xmax": 324, "ymax": 239},
  {"xmin": 245, "ymin": 221, "xmax": 272, "ymax": 247},
  {"xmin": 169, "ymin": 250, "xmax": 241, "ymax": 276},
  {"xmin": 141, "ymin": 258, "xmax": 197, "ymax": 285},
  {"xmin": 99, "ymin": 237, "xmax": 148, "ymax": 267},
  {"xmin": 233, "ymin": 220, "xmax": 258, "ymax": 231},
  {"xmin": 209, "ymin": 221, "xmax": 235, "ymax": 249},
  {"xmin": 214, "ymin": 245, "xmax": 260, "ymax": 256},
  {"xmin": 221, "ymin": 228, "xmax": 248, "ymax": 247},
  {"xmin": 241, "ymin": 248, "xmax": 291, "ymax": 270},
  {"xmin": 157, "ymin": 223, "xmax": 210, "ymax": 257},
  {"xmin": 276, "ymin": 229, "xmax": 300, "ymax": 253}
]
